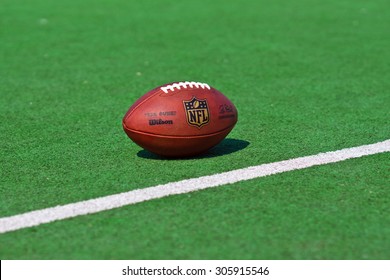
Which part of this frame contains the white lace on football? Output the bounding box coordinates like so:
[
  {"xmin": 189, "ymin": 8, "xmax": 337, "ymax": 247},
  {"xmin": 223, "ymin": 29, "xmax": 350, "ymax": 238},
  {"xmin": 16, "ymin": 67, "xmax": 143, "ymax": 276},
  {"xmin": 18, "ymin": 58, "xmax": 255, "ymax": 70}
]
[{"xmin": 160, "ymin": 81, "xmax": 211, "ymax": 93}]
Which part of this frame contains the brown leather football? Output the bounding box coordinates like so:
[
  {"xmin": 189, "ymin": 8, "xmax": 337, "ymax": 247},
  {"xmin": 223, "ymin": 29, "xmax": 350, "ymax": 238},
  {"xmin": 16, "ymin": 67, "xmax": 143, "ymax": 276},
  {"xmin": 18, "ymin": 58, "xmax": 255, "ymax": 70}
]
[{"xmin": 122, "ymin": 81, "xmax": 238, "ymax": 157}]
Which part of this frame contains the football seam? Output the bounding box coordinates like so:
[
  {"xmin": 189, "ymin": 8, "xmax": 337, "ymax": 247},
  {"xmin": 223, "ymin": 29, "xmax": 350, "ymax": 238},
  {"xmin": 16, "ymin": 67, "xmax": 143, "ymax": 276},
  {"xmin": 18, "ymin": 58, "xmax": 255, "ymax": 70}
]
[
  {"xmin": 122, "ymin": 123, "xmax": 236, "ymax": 139},
  {"xmin": 123, "ymin": 89, "xmax": 162, "ymax": 121}
]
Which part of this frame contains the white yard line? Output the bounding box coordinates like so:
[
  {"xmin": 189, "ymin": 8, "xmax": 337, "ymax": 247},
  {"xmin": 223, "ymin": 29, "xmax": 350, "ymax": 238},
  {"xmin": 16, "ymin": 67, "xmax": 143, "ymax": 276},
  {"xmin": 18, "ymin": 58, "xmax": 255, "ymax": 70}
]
[{"xmin": 1, "ymin": 139, "xmax": 389, "ymax": 234}]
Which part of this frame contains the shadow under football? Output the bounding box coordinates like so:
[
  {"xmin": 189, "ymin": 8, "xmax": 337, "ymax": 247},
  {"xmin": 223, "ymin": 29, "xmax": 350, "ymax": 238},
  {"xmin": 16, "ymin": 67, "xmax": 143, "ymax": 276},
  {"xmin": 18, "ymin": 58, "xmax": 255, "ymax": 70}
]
[{"xmin": 136, "ymin": 138, "xmax": 250, "ymax": 160}]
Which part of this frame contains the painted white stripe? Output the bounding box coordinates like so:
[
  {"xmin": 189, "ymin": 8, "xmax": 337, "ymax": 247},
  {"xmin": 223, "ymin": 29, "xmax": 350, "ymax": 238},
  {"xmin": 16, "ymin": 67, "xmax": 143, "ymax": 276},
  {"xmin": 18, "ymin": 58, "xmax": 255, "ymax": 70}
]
[{"xmin": 0, "ymin": 139, "xmax": 389, "ymax": 234}]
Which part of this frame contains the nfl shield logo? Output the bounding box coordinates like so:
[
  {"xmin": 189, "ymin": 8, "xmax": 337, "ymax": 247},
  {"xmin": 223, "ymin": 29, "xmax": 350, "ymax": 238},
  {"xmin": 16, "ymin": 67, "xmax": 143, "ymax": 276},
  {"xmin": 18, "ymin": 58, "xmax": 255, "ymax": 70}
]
[{"xmin": 183, "ymin": 97, "xmax": 210, "ymax": 128}]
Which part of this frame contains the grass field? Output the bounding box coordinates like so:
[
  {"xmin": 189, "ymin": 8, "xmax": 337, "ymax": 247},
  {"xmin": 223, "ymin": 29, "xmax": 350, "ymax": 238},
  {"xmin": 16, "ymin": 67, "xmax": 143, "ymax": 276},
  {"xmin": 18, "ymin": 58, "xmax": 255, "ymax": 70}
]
[{"xmin": 0, "ymin": 0, "xmax": 389, "ymax": 259}]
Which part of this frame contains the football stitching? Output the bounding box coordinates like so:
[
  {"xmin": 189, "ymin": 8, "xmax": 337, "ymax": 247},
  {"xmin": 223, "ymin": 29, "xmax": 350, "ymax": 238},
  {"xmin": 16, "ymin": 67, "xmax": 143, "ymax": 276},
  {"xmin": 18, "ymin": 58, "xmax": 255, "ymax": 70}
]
[{"xmin": 160, "ymin": 81, "xmax": 211, "ymax": 93}]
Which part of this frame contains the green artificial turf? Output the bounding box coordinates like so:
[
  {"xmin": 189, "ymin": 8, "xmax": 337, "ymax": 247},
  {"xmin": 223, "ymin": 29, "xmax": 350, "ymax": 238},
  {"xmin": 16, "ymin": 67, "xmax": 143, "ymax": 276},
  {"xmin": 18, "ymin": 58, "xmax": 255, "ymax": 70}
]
[
  {"xmin": 0, "ymin": 0, "xmax": 389, "ymax": 259},
  {"xmin": 1, "ymin": 153, "xmax": 389, "ymax": 259}
]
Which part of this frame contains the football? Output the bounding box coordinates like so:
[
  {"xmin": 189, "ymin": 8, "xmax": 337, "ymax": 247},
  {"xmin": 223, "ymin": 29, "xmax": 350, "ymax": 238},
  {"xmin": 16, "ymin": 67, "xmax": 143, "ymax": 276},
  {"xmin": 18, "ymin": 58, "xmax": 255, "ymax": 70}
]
[{"xmin": 122, "ymin": 81, "xmax": 238, "ymax": 157}]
